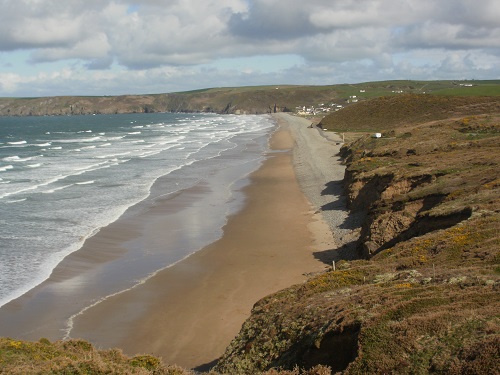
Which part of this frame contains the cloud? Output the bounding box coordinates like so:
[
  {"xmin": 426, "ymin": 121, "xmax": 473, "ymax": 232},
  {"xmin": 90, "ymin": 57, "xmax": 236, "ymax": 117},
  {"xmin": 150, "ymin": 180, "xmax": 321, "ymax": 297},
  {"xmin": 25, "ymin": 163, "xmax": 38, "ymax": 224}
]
[
  {"xmin": 0, "ymin": 0, "xmax": 498, "ymax": 96},
  {"xmin": 228, "ymin": 0, "xmax": 318, "ymax": 40},
  {"xmin": 0, "ymin": 0, "xmax": 106, "ymax": 50},
  {"xmin": 29, "ymin": 33, "xmax": 112, "ymax": 64}
]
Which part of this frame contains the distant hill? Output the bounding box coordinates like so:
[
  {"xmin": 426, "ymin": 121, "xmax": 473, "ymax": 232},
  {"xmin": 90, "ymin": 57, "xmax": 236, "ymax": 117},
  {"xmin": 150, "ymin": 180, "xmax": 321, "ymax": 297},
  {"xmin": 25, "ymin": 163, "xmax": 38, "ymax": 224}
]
[
  {"xmin": 0, "ymin": 85, "xmax": 337, "ymax": 116},
  {"xmin": 319, "ymin": 94, "xmax": 500, "ymax": 132},
  {"xmin": 0, "ymin": 80, "xmax": 499, "ymax": 116}
]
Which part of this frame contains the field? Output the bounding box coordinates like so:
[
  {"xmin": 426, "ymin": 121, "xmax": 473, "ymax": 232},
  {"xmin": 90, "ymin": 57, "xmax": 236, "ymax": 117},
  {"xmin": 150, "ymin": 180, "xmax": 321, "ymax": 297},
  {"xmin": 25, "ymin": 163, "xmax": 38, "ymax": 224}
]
[{"xmin": 0, "ymin": 80, "xmax": 499, "ymax": 116}]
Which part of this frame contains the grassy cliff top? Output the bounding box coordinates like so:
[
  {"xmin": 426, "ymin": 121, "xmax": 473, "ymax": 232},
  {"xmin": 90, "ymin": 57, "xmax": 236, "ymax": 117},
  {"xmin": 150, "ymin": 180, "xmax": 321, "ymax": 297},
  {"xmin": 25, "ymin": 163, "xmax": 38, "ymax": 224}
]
[
  {"xmin": 1, "ymin": 80, "xmax": 499, "ymax": 116},
  {"xmin": 319, "ymin": 94, "xmax": 500, "ymax": 132},
  {"xmin": 215, "ymin": 94, "xmax": 500, "ymax": 374}
]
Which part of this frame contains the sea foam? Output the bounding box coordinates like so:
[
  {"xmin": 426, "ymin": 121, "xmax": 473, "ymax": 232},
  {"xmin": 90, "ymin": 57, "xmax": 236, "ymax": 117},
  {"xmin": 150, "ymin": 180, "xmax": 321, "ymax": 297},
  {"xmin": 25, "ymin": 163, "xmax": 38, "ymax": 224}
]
[{"xmin": 0, "ymin": 112, "xmax": 275, "ymax": 309}]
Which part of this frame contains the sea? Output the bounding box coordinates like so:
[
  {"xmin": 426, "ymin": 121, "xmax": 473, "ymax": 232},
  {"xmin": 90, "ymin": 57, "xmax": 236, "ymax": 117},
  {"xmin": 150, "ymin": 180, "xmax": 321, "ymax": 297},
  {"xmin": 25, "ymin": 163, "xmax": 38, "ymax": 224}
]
[{"xmin": 0, "ymin": 112, "xmax": 275, "ymax": 309}]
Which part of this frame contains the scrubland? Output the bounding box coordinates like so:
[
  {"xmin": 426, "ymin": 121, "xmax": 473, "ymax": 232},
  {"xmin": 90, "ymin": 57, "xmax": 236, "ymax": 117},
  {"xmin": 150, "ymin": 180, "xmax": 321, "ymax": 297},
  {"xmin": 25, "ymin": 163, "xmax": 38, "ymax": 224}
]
[{"xmin": 1, "ymin": 92, "xmax": 499, "ymax": 374}]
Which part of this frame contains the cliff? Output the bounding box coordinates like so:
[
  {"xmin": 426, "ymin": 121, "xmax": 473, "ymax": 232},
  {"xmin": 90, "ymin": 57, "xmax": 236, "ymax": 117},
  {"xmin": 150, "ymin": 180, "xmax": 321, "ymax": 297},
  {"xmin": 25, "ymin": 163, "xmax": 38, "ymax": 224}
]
[
  {"xmin": 0, "ymin": 86, "xmax": 340, "ymax": 116},
  {"xmin": 214, "ymin": 95, "xmax": 500, "ymax": 374},
  {"xmin": 1, "ymin": 94, "xmax": 499, "ymax": 374},
  {"xmin": 1, "ymin": 80, "xmax": 498, "ymax": 117}
]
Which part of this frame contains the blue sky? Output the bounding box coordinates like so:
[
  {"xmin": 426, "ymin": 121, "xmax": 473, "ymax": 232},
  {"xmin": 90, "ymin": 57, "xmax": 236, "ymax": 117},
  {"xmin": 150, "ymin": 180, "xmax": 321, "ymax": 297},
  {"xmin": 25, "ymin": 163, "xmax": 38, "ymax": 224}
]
[{"xmin": 0, "ymin": 0, "xmax": 499, "ymax": 97}]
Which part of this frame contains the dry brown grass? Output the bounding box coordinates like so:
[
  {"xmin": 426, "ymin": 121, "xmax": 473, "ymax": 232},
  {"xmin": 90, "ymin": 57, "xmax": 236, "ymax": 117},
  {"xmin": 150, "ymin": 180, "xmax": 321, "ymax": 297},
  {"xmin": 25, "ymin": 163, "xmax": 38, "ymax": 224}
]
[
  {"xmin": 0, "ymin": 338, "xmax": 193, "ymax": 374},
  {"xmin": 214, "ymin": 94, "xmax": 500, "ymax": 374},
  {"xmin": 2, "ymin": 94, "xmax": 499, "ymax": 374}
]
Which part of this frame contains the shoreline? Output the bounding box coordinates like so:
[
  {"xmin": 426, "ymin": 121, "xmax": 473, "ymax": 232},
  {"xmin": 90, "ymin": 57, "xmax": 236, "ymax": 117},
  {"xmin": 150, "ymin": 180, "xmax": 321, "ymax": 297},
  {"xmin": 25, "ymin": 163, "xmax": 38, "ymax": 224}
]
[
  {"xmin": 0, "ymin": 118, "xmax": 273, "ymax": 342},
  {"xmin": 67, "ymin": 117, "xmax": 337, "ymax": 369},
  {"xmin": 276, "ymin": 113, "xmax": 361, "ymax": 259},
  {"xmin": 0, "ymin": 113, "xmax": 351, "ymax": 371}
]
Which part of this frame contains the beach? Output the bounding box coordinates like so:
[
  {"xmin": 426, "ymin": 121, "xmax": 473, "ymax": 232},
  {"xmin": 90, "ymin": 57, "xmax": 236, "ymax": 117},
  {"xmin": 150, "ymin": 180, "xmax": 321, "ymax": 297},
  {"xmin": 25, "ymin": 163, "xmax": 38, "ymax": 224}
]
[
  {"xmin": 0, "ymin": 113, "xmax": 352, "ymax": 370},
  {"xmin": 70, "ymin": 113, "xmax": 347, "ymax": 369}
]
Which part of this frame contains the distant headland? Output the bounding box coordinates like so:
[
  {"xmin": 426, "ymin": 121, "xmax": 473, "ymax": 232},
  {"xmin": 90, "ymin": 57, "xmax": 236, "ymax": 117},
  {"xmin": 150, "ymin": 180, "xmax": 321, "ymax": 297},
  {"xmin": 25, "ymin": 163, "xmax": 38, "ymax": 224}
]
[{"xmin": 1, "ymin": 80, "xmax": 499, "ymax": 116}]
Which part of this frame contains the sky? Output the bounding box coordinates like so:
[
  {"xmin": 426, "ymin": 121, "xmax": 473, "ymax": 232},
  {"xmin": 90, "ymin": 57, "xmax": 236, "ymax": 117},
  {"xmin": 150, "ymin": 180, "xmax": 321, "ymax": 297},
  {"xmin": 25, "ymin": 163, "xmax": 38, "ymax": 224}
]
[{"xmin": 0, "ymin": 0, "xmax": 499, "ymax": 97}]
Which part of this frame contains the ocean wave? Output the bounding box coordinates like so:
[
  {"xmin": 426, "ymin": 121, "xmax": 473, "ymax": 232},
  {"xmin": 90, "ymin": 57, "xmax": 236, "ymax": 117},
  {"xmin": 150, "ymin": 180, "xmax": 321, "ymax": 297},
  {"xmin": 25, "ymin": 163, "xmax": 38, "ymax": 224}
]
[
  {"xmin": 0, "ymin": 165, "xmax": 14, "ymax": 172},
  {"xmin": 74, "ymin": 161, "xmax": 110, "ymax": 172},
  {"xmin": 76, "ymin": 180, "xmax": 95, "ymax": 185},
  {"xmin": 5, "ymin": 198, "xmax": 27, "ymax": 204},
  {"xmin": 2, "ymin": 156, "xmax": 34, "ymax": 162},
  {"xmin": 138, "ymin": 150, "xmax": 163, "ymax": 158},
  {"xmin": 0, "ymin": 174, "xmax": 68, "ymax": 199},
  {"xmin": 7, "ymin": 140, "xmax": 27, "ymax": 145},
  {"xmin": 54, "ymin": 136, "xmax": 102, "ymax": 144},
  {"xmin": 42, "ymin": 184, "xmax": 74, "ymax": 194},
  {"xmin": 94, "ymin": 151, "xmax": 131, "ymax": 159},
  {"xmin": 27, "ymin": 163, "xmax": 43, "ymax": 168}
]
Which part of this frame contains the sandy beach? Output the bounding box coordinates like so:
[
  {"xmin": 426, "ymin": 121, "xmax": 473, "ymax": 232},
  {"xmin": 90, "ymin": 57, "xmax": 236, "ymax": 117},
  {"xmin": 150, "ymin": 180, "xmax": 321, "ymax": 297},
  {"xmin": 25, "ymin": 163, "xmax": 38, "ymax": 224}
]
[
  {"xmin": 0, "ymin": 113, "xmax": 352, "ymax": 370},
  {"xmin": 69, "ymin": 113, "xmax": 345, "ymax": 369}
]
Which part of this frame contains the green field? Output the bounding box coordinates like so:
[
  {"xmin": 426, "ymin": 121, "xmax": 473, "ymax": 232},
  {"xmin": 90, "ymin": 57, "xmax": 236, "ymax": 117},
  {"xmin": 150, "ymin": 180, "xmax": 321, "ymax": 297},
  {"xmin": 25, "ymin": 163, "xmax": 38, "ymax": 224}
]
[{"xmin": 1, "ymin": 79, "xmax": 499, "ymax": 116}]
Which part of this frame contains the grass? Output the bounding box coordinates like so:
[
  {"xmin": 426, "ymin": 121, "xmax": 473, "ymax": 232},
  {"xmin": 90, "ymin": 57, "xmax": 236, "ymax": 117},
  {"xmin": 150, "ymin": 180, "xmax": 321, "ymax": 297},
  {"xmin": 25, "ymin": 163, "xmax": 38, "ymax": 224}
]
[
  {"xmin": 2, "ymin": 86, "xmax": 499, "ymax": 375},
  {"xmin": 301, "ymin": 269, "xmax": 366, "ymax": 293},
  {"xmin": 433, "ymin": 85, "xmax": 500, "ymax": 96},
  {"xmin": 319, "ymin": 94, "xmax": 500, "ymax": 133},
  {"xmin": 0, "ymin": 338, "xmax": 192, "ymax": 374},
  {"xmin": 2, "ymin": 80, "xmax": 500, "ymax": 116},
  {"xmin": 217, "ymin": 92, "xmax": 500, "ymax": 374}
]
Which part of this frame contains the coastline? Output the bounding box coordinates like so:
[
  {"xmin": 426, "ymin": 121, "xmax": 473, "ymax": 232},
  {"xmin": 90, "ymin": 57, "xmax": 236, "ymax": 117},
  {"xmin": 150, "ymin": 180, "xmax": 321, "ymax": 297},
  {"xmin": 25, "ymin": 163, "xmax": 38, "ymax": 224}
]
[
  {"xmin": 67, "ymin": 116, "xmax": 338, "ymax": 369},
  {"xmin": 0, "ymin": 113, "xmax": 350, "ymax": 371},
  {"xmin": 276, "ymin": 113, "xmax": 361, "ymax": 259},
  {"xmin": 0, "ymin": 115, "xmax": 273, "ymax": 341}
]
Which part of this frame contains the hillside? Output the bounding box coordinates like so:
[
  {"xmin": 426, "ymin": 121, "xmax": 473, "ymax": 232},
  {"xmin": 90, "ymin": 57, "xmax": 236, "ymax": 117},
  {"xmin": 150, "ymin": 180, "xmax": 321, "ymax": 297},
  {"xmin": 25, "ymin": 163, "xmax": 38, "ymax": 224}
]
[
  {"xmin": 1, "ymin": 94, "xmax": 499, "ymax": 374},
  {"xmin": 0, "ymin": 338, "xmax": 190, "ymax": 374},
  {"xmin": 0, "ymin": 80, "xmax": 499, "ymax": 116},
  {"xmin": 215, "ymin": 95, "xmax": 500, "ymax": 374},
  {"xmin": 318, "ymin": 94, "xmax": 500, "ymax": 132},
  {"xmin": 0, "ymin": 85, "xmax": 339, "ymax": 116}
]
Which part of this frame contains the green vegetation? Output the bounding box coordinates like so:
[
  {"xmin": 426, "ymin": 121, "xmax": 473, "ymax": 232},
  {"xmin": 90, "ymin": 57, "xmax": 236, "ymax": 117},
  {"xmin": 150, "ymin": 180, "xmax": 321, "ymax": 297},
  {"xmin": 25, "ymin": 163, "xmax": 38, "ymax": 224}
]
[
  {"xmin": 0, "ymin": 338, "xmax": 191, "ymax": 374},
  {"xmin": 301, "ymin": 269, "xmax": 365, "ymax": 293},
  {"xmin": 215, "ymin": 93, "xmax": 500, "ymax": 374},
  {"xmin": 1, "ymin": 80, "xmax": 499, "ymax": 117},
  {"xmin": 1, "ymin": 89, "xmax": 499, "ymax": 375},
  {"xmin": 433, "ymin": 84, "xmax": 500, "ymax": 96},
  {"xmin": 319, "ymin": 94, "xmax": 500, "ymax": 132}
]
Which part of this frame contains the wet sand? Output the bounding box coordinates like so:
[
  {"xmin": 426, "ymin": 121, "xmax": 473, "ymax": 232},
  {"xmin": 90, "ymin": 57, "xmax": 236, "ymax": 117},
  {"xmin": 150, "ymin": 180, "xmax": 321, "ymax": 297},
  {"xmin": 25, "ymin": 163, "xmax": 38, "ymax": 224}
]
[
  {"xmin": 0, "ymin": 113, "xmax": 348, "ymax": 371},
  {"xmin": 69, "ymin": 120, "xmax": 335, "ymax": 369}
]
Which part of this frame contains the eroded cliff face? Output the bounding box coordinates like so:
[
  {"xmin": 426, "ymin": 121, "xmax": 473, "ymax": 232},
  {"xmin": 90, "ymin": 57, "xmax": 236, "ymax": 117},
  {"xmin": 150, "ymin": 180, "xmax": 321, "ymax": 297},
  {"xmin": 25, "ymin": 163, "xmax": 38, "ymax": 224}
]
[
  {"xmin": 341, "ymin": 113, "xmax": 498, "ymax": 260},
  {"xmin": 215, "ymin": 98, "xmax": 500, "ymax": 374}
]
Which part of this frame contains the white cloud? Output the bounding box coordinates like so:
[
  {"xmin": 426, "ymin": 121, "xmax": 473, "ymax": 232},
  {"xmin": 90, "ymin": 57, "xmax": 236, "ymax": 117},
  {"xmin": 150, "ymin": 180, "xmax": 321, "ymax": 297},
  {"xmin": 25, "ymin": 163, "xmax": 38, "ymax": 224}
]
[
  {"xmin": 0, "ymin": 0, "xmax": 498, "ymax": 96},
  {"xmin": 29, "ymin": 33, "xmax": 111, "ymax": 63}
]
